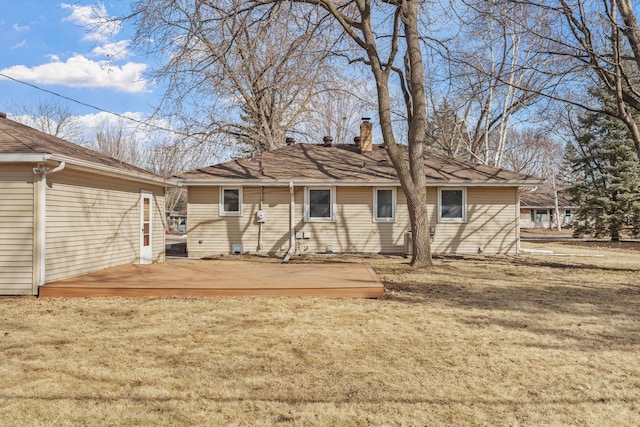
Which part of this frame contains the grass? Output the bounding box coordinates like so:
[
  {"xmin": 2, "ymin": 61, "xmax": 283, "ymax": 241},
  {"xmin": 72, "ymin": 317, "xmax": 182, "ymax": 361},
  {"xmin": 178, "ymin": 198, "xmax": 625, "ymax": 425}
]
[{"xmin": 1, "ymin": 241, "xmax": 639, "ymax": 426}]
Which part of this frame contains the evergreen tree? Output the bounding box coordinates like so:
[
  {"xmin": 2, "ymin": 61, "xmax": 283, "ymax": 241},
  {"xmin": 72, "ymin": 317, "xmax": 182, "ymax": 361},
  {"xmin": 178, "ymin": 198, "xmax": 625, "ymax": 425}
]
[{"xmin": 567, "ymin": 92, "xmax": 640, "ymax": 240}]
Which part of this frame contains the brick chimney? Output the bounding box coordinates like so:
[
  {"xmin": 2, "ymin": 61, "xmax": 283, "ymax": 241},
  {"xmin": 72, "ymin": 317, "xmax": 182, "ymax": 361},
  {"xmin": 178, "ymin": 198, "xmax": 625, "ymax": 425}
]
[
  {"xmin": 323, "ymin": 135, "xmax": 333, "ymax": 147},
  {"xmin": 359, "ymin": 118, "xmax": 372, "ymax": 154}
]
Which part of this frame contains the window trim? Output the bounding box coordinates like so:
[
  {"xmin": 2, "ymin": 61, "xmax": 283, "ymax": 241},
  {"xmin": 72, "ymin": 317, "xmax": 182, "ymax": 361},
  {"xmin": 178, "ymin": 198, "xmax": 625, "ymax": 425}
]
[
  {"xmin": 535, "ymin": 209, "xmax": 549, "ymax": 223},
  {"xmin": 373, "ymin": 187, "xmax": 396, "ymax": 223},
  {"xmin": 219, "ymin": 187, "xmax": 242, "ymax": 216},
  {"xmin": 304, "ymin": 187, "xmax": 336, "ymax": 222},
  {"xmin": 437, "ymin": 187, "xmax": 467, "ymax": 223}
]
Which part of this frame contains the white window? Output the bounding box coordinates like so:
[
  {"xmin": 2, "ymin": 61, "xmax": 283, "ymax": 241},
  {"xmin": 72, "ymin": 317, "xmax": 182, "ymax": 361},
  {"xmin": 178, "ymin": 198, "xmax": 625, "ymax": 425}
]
[
  {"xmin": 220, "ymin": 187, "xmax": 242, "ymax": 216},
  {"xmin": 374, "ymin": 187, "xmax": 396, "ymax": 222},
  {"xmin": 438, "ymin": 188, "xmax": 466, "ymax": 223},
  {"xmin": 534, "ymin": 209, "xmax": 549, "ymax": 223},
  {"xmin": 304, "ymin": 187, "xmax": 335, "ymax": 222}
]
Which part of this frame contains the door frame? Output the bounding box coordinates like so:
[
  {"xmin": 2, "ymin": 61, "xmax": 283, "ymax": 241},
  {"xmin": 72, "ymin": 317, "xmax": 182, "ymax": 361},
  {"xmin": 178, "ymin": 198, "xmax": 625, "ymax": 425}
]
[{"xmin": 140, "ymin": 191, "xmax": 153, "ymax": 264}]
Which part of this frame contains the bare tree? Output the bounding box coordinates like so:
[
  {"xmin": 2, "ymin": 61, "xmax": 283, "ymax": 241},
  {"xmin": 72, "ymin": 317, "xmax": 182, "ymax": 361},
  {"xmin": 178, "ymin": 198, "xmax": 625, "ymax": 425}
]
[
  {"xmin": 5, "ymin": 99, "xmax": 84, "ymax": 142},
  {"xmin": 92, "ymin": 118, "xmax": 142, "ymax": 166},
  {"xmin": 440, "ymin": 0, "xmax": 556, "ymax": 167},
  {"xmin": 128, "ymin": 0, "xmax": 437, "ymax": 266},
  {"xmin": 490, "ymin": 0, "xmax": 640, "ymax": 161},
  {"xmin": 127, "ymin": 1, "xmax": 342, "ymax": 154},
  {"xmin": 301, "ymin": 78, "xmax": 377, "ymax": 144},
  {"xmin": 501, "ymin": 128, "xmax": 561, "ymax": 177}
]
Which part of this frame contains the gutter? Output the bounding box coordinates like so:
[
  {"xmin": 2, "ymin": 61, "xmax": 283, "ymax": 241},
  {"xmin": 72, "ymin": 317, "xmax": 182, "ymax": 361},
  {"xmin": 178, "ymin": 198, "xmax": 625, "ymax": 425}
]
[
  {"xmin": 281, "ymin": 181, "xmax": 296, "ymax": 264},
  {"xmin": 33, "ymin": 161, "xmax": 66, "ymax": 290},
  {"xmin": 0, "ymin": 153, "xmax": 52, "ymax": 163}
]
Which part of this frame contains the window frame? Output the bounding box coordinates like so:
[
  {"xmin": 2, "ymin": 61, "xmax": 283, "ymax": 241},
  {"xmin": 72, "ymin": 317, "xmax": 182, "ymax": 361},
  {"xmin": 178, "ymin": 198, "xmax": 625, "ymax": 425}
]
[
  {"xmin": 304, "ymin": 187, "xmax": 336, "ymax": 222},
  {"xmin": 373, "ymin": 187, "xmax": 396, "ymax": 223},
  {"xmin": 535, "ymin": 209, "xmax": 549, "ymax": 223},
  {"xmin": 219, "ymin": 187, "xmax": 242, "ymax": 216},
  {"xmin": 437, "ymin": 187, "xmax": 467, "ymax": 223}
]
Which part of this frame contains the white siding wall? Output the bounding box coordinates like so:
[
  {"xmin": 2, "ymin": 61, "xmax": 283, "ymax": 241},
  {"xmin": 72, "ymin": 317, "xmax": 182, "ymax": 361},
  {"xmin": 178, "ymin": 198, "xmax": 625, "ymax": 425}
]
[
  {"xmin": 45, "ymin": 168, "xmax": 165, "ymax": 282},
  {"xmin": 187, "ymin": 185, "xmax": 519, "ymax": 257},
  {"xmin": 0, "ymin": 165, "xmax": 34, "ymax": 294}
]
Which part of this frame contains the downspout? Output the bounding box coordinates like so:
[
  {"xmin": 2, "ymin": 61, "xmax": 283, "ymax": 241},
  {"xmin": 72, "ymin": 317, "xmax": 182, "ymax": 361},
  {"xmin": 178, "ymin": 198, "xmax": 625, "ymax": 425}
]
[
  {"xmin": 258, "ymin": 186, "xmax": 264, "ymax": 251},
  {"xmin": 33, "ymin": 161, "xmax": 65, "ymax": 289},
  {"xmin": 281, "ymin": 182, "xmax": 295, "ymax": 263}
]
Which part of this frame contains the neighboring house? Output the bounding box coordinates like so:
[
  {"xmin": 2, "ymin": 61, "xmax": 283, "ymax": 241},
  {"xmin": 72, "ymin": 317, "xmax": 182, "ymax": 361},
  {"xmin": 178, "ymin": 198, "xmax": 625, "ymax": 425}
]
[
  {"xmin": 0, "ymin": 114, "xmax": 170, "ymax": 295},
  {"xmin": 166, "ymin": 210, "xmax": 187, "ymax": 233},
  {"xmin": 520, "ymin": 191, "xmax": 578, "ymax": 229},
  {"xmin": 177, "ymin": 121, "xmax": 543, "ymax": 258}
]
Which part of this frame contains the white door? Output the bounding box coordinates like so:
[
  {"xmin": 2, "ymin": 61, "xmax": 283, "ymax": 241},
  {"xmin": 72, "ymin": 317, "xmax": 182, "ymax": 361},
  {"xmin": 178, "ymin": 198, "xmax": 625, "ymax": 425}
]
[{"xmin": 140, "ymin": 192, "xmax": 153, "ymax": 264}]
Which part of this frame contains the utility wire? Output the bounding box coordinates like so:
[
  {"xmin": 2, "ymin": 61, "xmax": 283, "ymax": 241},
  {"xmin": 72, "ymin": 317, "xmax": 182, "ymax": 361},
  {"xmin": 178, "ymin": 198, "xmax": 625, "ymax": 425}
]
[{"xmin": 0, "ymin": 72, "xmax": 183, "ymax": 136}]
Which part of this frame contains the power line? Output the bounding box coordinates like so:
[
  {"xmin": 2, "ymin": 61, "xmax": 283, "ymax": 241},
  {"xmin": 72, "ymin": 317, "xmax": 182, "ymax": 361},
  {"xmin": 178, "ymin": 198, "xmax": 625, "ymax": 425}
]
[{"xmin": 0, "ymin": 72, "xmax": 181, "ymax": 136}]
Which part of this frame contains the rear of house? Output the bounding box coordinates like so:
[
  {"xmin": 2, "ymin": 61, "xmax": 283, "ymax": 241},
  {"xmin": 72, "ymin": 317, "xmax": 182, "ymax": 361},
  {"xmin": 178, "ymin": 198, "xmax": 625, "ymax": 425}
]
[
  {"xmin": 0, "ymin": 115, "xmax": 168, "ymax": 295},
  {"xmin": 180, "ymin": 123, "xmax": 541, "ymax": 258},
  {"xmin": 186, "ymin": 183, "xmax": 521, "ymax": 257}
]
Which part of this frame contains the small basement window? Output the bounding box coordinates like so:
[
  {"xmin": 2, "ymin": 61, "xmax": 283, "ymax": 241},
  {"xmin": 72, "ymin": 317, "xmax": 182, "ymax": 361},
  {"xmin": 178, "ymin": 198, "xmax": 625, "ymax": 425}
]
[
  {"xmin": 220, "ymin": 187, "xmax": 242, "ymax": 216},
  {"xmin": 374, "ymin": 187, "xmax": 396, "ymax": 222},
  {"xmin": 304, "ymin": 187, "xmax": 335, "ymax": 222},
  {"xmin": 438, "ymin": 188, "xmax": 466, "ymax": 223}
]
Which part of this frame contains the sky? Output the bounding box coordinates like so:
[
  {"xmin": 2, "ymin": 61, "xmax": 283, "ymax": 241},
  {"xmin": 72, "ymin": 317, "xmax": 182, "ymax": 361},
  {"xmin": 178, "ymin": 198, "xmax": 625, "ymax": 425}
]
[{"xmin": 0, "ymin": 1, "xmax": 160, "ymax": 134}]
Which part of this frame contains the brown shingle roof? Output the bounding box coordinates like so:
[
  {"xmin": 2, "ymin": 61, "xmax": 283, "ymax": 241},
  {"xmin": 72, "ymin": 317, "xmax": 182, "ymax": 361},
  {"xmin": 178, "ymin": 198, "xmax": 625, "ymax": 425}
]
[
  {"xmin": 0, "ymin": 115, "xmax": 152, "ymax": 176},
  {"xmin": 177, "ymin": 143, "xmax": 540, "ymax": 185},
  {"xmin": 520, "ymin": 191, "xmax": 578, "ymax": 208}
]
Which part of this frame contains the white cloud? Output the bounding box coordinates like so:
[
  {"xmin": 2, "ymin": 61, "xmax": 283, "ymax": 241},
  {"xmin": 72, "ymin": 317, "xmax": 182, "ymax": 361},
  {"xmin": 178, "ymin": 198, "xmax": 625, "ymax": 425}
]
[
  {"xmin": 0, "ymin": 55, "xmax": 149, "ymax": 93},
  {"xmin": 61, "ymin": 3, "xmax": 122, "ymax": 42},
  {"xmin": 11, "ymin": 39, "xmax": 27, "ymax": 49},
  {"xmin": 13, "ymin": 23, "xmax": 30, "ymax": 32},
  {"xmin": 91, "ymin": 40, "xmax": 130, "ymax": 60}
]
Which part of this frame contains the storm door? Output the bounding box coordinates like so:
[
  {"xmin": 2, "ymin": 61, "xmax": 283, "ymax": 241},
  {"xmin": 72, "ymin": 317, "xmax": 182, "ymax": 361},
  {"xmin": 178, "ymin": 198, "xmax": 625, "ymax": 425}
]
[{"xmin": 140, "ymin": 192, "xmax": 153, "ymax": 264}]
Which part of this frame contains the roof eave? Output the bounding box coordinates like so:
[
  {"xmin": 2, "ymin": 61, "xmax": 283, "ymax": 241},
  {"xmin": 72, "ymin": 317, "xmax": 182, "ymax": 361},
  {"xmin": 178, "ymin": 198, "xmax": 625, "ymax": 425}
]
[
  {"xmin": 178, "ymin": 177, "xmax": 543, "ymax": 187},
  {"xmin": 50, "ymin": 154, "xmax": 178, "ymax": 187}
]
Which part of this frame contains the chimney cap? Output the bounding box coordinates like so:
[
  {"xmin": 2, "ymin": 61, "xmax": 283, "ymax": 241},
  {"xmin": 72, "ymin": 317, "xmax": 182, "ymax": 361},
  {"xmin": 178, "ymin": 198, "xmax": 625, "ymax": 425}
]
[{"xmin": 361, "ymin": 117, "xmax": 371, "ymax": 122}]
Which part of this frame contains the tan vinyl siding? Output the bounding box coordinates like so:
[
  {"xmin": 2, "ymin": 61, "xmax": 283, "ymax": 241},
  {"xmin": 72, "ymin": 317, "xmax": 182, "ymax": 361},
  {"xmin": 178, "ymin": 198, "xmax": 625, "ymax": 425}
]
[
  {"xmin": 297, "ymin": 187, "xmax": 409, "ymax": 254},
  {"xmin": 186, "ymin": 185, "xmax": 519, "ymax": 257},
  {"xmin": 187, "ymin": 185, "xmax": 409, "ymax": 257},
  {"xmin": 0, "ymin": 165, "xmax": 34, "ymax": 294},
  {"xmin": 45, "ymin": 168, "xmax": 165, "ymax": 282},
  {"xmin": 430, "ymin": 187, "xmax": 519, "ymax": 255}
]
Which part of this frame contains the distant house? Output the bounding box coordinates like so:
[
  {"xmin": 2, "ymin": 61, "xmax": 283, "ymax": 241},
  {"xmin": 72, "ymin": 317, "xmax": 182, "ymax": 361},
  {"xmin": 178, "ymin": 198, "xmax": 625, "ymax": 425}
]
[
  {"xmin": 0, "ymin": 114, "xmax": 171, "ymax": 295},
  {"xmin": 166, "ymin": 210, "xmax": 187, "ymax": 233},
  {"xmin": 177, "ymin": 122, "xmax": 543, "ymax": 258},
  {"xmin": 520, "ymin": 191, "xmax": 578, "ymax": 229}
]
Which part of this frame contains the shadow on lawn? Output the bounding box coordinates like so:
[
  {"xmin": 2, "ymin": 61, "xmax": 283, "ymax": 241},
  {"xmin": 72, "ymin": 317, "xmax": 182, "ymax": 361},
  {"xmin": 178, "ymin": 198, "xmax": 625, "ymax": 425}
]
[{"xmin": 382, "ymin": 255, "xmax": 640, "ymax": 349}]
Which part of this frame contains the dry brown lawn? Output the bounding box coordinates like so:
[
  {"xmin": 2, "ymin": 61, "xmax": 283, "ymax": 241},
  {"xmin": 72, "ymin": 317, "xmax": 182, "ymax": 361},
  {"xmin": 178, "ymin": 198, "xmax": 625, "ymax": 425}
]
[{"xmin": 1, "ymin": 241, "xmax": 639, "ymax": 426}]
